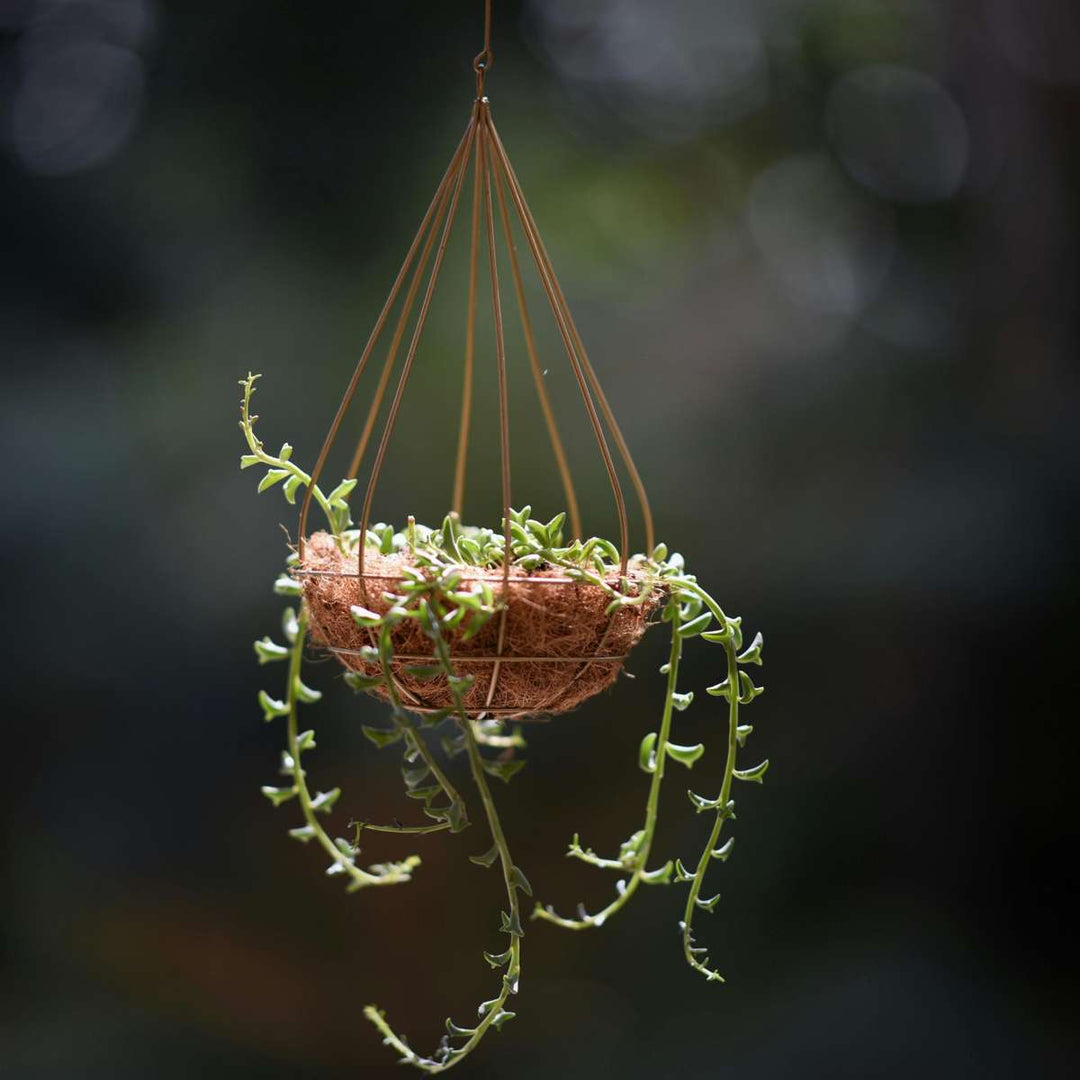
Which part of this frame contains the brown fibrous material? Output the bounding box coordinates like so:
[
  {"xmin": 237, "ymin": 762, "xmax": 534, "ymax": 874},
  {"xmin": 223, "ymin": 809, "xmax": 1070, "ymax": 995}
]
[{"xmin": 299, "ymin": 531, "xmax": 661, "ymax": 719}]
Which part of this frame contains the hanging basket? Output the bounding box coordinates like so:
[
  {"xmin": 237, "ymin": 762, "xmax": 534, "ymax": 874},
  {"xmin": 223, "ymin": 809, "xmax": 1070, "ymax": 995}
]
[
  {"xmin": 300, "ymin": 531, "xmax": 660, "ymax": 718},
  {"xmin": 288, "ymin": 45, "xmax": 661, "ymax": 724}
]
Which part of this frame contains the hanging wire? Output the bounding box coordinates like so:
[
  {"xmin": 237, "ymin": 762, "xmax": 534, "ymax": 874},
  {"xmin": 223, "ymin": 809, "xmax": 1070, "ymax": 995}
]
[
  {"xmin": 296, "ymin": 119, "xmax": 475, "ymax": 561},
  {"xmin": 300, "ymin": 0, "xmax": 654, "ymax": 601}
]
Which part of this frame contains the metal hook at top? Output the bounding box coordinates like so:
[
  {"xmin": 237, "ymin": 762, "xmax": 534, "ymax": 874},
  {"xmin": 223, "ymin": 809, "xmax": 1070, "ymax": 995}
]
[
  {"xmin": 473, "ymin": 0, "xmax": 493, "ymax": 97},
  {"xmin": 473, "ymin": 48, "xmax": 493, "ymax": 97}
]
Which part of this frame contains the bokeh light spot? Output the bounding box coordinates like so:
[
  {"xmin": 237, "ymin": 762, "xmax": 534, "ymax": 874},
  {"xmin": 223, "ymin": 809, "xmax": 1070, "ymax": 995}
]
[{"xmin": 826, "ymin": 64, "xmax": 968, "ymax": 203}]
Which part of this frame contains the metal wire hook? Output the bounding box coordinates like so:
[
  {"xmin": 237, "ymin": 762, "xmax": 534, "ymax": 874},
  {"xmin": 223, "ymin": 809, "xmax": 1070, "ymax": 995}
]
[{"xmin": 473, "ymin": 0, "xmax": 493, "ymax": 96}]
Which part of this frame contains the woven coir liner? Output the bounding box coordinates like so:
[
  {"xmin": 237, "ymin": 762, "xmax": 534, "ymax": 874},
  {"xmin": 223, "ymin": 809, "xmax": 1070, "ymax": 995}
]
[{"xmin": 300, "ymin": 531, "xmax": 660, "ymax": 718}]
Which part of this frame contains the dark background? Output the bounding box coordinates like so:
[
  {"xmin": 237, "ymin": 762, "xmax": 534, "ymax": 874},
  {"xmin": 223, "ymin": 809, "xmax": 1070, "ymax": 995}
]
[{"xmin": 2, "ymin": 1, "xmax": 1077, "ymax": 1077}]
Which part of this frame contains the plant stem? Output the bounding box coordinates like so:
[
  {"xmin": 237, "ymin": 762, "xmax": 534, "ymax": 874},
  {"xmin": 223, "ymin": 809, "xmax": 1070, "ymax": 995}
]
[
  {"xmin": 355, "ymin": 820, "xmax": 450, "ymax": 836},
  {"xmin": 378, "ymin": 624, "xmax": 469, "ymax": 830},
  {"xmin": 680, "ymin": 629, "xmax": 739, "ymax": 979},
  {"xmin": 363, "ymin": 623, "xmax": 522, "ymax": 1073},
  {"xmin": 240, "ymin": 373, "xmax": 338, "ymax": 529},
  {"xmin": 285, "ymin": 611, "xmax": 418, "ymax": 889},
  {"xmin": 533, "ymin": 605, "xmax": 683, "ymax": 929}
]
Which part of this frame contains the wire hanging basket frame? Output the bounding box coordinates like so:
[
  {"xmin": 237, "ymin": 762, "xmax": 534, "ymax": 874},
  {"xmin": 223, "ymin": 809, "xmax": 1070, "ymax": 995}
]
[{"xmin": 292, "ymin": 8, "xmax": 658, "ymax": 719}]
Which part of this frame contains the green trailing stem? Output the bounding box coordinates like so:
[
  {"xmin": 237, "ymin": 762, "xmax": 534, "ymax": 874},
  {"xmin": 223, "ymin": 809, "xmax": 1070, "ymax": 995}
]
[
  {"xmin": 531, "ymin": 570, "xmax": 767, "ymax": 984},
  {"xmin": 531, "ymin": 601, "xmax": 685, "ymax": 930},
  {"xmin": 262, "ymin": 607, "xmax": 421, "ymax": 890},
  {"xmin": 241, "ymin": 372, "xmax": 773, "ymax": 1072},
  {"xmin": 362, "ymin": 590, "xmax": 523, "ymax": 1072}
]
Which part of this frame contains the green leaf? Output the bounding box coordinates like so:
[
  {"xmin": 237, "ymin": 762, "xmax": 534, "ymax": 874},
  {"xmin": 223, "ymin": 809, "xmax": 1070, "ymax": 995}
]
[
  {"xmin": 445, "ymin": 1018, "xmax": 477, "ymax": 1038},
  {"xmin": 333, "ymin": 836, "xmax": 357, "ymax": 858},
  {"xmin": 257, "ymin": 468, "xmax": 290, "ymax": 493},
  {"xmin": 254, "ymin": 637, "xmax": 289, "ymax": 664},
  {"xmin": 281, "ymin": 607, "xmax": 299, "ymax": 643},
  {"xmin": 509, "ymin": 865, "xmax": 533, "ymax": 896},
  {"xmin": 737, "ymin": 631, "xmax": 764, "ymax": 666},
  {"xmin": 273, "ymin": 574, "xmax": 302, "ymax": 597},
  {"xmin": 641, "ymin": 860, "xmax": 674, "ymax": 885},
  {"xmin": 737, "ymin": 670, "xmax": 764, "ymax": 703},
  {"xmin": 261, "ymin": 785, "xmax": 296, "ymax": 807},
  {"xmin": 288, "ymin": 825, "xmax": 316, "ymax": 842},
  {"xmin": 282, "ymin": 474, "xmax": 303, "ymax": 504},
  {"xmin": 671, "ymin": 691, "xmax": 694, "ymax": 711},
  {"xmin": 441, "ymin": 515, "xmax": 463, "ymax": 560},
  {"xmin": 240, "ymin": 454, "xmax": 260, "ymax": 469},
  {"xmin": 688, "ymin": 789, "xmax": 722, "ymax": 813},
  {"xmin": 477, "ymin": 997, "xmax": 500, "ymax": 1020},
  {"xmin": 295, "ymin": 728, "xmax": 317, "ymax": 752},
  {"xmin": 711, "ymin": 837, "xmax": 735, "ymax": 861},
  {"xmin": 701, "ymin": 628, "xmax": 730, "ymax": 643},
  {"xmin": 349, "ymin": 605, "xmax": 382, "ymax": 628},
  {"xmin": 490, "ymin": 1010, "xmax": 516, "ymax": 1031},
  {"xmin": 736, "ymin": 724, "xmax": 753, "ymax": 747},
  {"xmin": 481, "ymin": 758, "xmax": 526, "ymax": 784},
  {"xmin": 638, "ymin": 731, "xmax": 658, "ymax": 773},
  {"xmin": 362, "ymin": 725, "xmax": 403, "ymax": 749},
  {"xmin": 441, "ymin": 732, "xmax": 467, "ymax": 757},
  {"xmin": 666, "ymin": 742, "xmax": 705, "ymax": 768},
  {"xmin": 483, "ymin": 947, "xmax": 513, "ymax": 968},
  {"xmin": 277, "ymin": 442, "xmax": 293, "ymax": 461},
  {"xmin": 444, "ymin": 798, "xmax": 468, "ymax": 833},
  {"xmin": 525, "ymin": 519, "xmax": 550, "ymax": 546},
  {"xmin": 695, "ymin": 893, "xmax": 722, "ymax": 913},
  {"xmin": 618, "ymin": 830, "xmax": 645, "ymax": 861},
  {"xmin": 258, "ymin": 689, "xmax": 288, "ymax": 721},
  {"xmin": 293, "ymin": 677, "xmax": 322, "ymax": 704},
  {"xmin": 403, "ymin": 663, "xmax": 442, "ymax": 680},
  {"xmin": 651, "ymin": 542, "xmax": 668, "ymax": 561},
  {"xmin": 327, "ymin": 478, "xmax": 357, "ymax": 505},
  {"xmin": 469, "ymin": 844, "xmax": 500, "ymax": 868},
  {"xmin": 673, "ymin": 857, "xmax": 694, "ymax": 883},
  {"xmin": 677, "ymin": 612, "xmax": 713, "ymax": 638},
  {"xmin": 706, "ymin": 678, "xmax": 731, "ymax": 699},
  {"xmin": 499, "ymin": 908, "xmax": 524, "ymax": 937},
  {"xmin": 733, "ymin": 758, "xmax": 769, "ymax": 783},
  {"xmin": 343, "ymin": 672, "xmax": 384, "ymax": 692},
  {"xmin": 310, "ymin": 788, "xmax": 341, "ymax": 814},
  {"xmin": 406, "ymin": 784, "xmax": 443, "ymax": 802},
  {"xmin": 401, "ymin": 763, "xmax": 432, "ymax": 789}
]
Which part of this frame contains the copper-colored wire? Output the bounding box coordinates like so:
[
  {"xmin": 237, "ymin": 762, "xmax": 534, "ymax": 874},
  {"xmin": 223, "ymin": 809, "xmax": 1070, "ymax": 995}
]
[
  {"xmin": 491, "ymin": 139, "xmax": 582, "ymax": 540},
  {"xmin": 293, "ymin": 569, "xmax": 634, "ymax": 586},
  {"xmin": 488, "ymin": 119, "xmax": 655, "ymax": 554},
  {"xmin": 346, "ymin": 154, "xmax": 461, "ymax": 482},
  {"xmin": 479, "ymin": 108, "xmax": 512, "ymax": 712},
  {"xmin": 473, "ymin": 0, "xmax": 493, "ymax": 97},
  {"xmin": 326, "ymin": 648, "xmax": 628, "ymax": 664},
  {"xmin": 485, "ymin": 119, "xmax": 631, "ymax": 573},
  {"xmin": 356, "ymin": 115, "xmax": 478, "ymax": 581},
  {"xmin": 297, "ymin": 118, "xmax": 475, "ymax": 560},
  {"xmin": 300, "ymin": 2, "xmax": 656, "ymax": 680},
  {"xmin": 451, "ymin": 125, "xmax": 483, "ymax": 517}
]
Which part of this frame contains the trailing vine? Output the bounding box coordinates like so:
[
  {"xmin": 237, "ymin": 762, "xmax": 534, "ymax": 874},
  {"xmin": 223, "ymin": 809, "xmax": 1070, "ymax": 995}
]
[
  {"xmin": 239, "ymin": 373, "xmax": 772, "ymax": 1070},
  {"xmin": 532, "ymin": 563, "xmax": 767, "ymax": 981}
]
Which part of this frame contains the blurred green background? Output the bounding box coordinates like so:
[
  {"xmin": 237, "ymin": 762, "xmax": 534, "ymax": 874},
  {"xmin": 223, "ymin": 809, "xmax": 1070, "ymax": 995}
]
[{"xmin": 2, "ymin": 1, "xmax": 1077, "ymax": 1077}]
